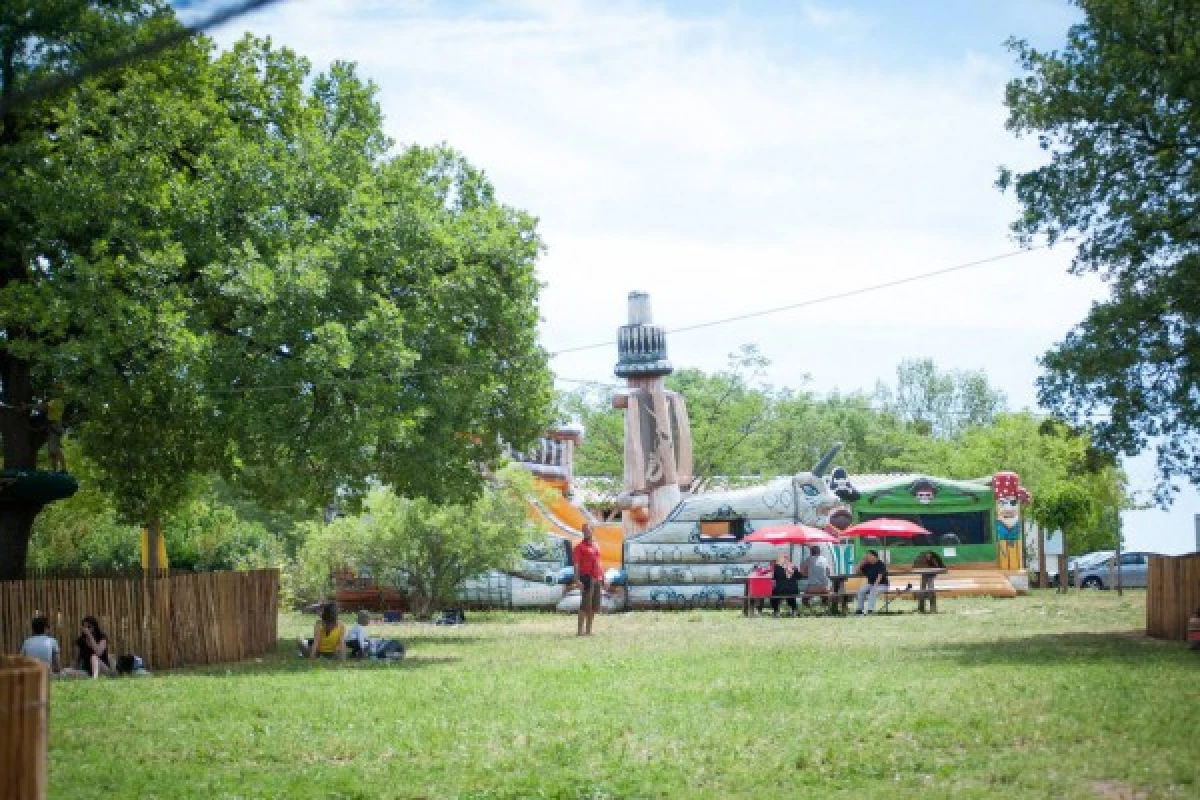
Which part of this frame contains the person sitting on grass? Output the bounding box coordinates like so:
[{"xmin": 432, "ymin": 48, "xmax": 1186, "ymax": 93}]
[
  {"xmin": 771, "ymin": 554, "xmax": 801, "ymax": 616},
  {"xmin": 346, "ymin": 610, "xmax": 371, "ymax": 659},
  {"xmin": 77, "ymin": 616, "xmax": 112, "ymax": 677},
  {"xmin": 20, "ymin": 615, "xmax": 61, "ymax": 674},
  {"xmin": 855, "ymin": 550, "xmax": 889, "ymax": 615},
  {"xmin": 307, "ymin": 602, "xmax": 346, "ymax": 661},
  {"xmin": 800, "ymin": 545, "xmax": 832, "ymax": 608}
]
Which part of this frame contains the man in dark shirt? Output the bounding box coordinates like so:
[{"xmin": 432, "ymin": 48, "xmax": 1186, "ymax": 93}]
[{"xmin": 855, "ymin": 549, "xmax": 889, "ymax": 614}]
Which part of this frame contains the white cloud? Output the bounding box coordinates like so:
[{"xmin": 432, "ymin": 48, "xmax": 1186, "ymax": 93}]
[
  {"xmin": 212, "ymin": 0, "xmax": 1108, "ymax": 405},
  {"xmin": 797, "ymin": 1, "xmax": 870, "ymax": 34}
]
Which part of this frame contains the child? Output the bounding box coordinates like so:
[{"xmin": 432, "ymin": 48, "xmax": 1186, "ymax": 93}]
[{"xmin": 347, "ymin": 610, "xmax": 371, "ymax": 658}]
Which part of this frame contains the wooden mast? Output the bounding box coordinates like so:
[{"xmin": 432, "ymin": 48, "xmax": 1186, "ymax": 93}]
[{"xmin": 613, "ymin": 292, "xmax": 692, "ymax": 536}]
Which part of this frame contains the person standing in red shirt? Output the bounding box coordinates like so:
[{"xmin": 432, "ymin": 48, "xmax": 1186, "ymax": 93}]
[{"xmin": 573, "ymin": 524, "xmax": 605, "ymax": 636}]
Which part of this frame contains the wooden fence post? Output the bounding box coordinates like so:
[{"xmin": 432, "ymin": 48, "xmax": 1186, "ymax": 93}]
[
  {"xmin": 0, "ymin": 656, "xmax": 48, "ymax": 800},
  {"xmin": 1147, "ymin": 554, "xmax": 1200, "ymax": 641}
]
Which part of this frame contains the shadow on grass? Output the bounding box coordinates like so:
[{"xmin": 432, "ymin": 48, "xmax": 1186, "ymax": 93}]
[
  {"xmin": 174, "ymin": 653, "xmax": 462, "ymax": 679},
  {"xmin": 918, "ymin": 631, "xmax": 1186, "ymax": 667},
  {"xmin": 386, "ymin": 634, "xmax": 484, "ymax": 647}
]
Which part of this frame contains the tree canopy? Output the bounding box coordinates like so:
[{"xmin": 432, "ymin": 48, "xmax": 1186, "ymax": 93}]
[
  {"xmin": 998, "ymin": 0, "xmax": 1200, "ymax": 501},
  {"xmin": 874, "ymin": 358, "xmax": 1005, "ymax": 438},
  {"xmin": 0, "ymin": 3, "xmax": 551, "ymax": 576}
]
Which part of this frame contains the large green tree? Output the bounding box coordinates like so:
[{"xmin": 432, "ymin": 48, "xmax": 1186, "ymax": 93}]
[
  {"xmin": 998, "ymin": 0, "xmax": 1199, "ymax": 500},
  {"xmin": 0, "ymin": 4, "xmax": 550, "ymax": 577},
  {"xmin": 928, "ymin": 414, "xmax": 1126, "ymax": 555},
  {"xmin": 874, "ymin": 358, "xmax": 1006, "ymax": 438}
]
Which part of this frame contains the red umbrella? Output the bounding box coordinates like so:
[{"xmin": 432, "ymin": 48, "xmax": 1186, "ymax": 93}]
[
  {"xmin": 743, "ymin": 524, "xmax": 840, "ymax": 546},
  {"xmin": 841, "ymin": 518, "xmax": 930, "ymax": 539}
]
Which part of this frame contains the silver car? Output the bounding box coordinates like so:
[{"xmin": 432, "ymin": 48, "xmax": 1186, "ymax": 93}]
[
  {"xmin": 1076, "ymin": 551, "xmax": 1153, "ymax": 589},
  {"xmin": 1041, "ymin": 550, "xmax": 1114, "ymax": 587},
  {"xmin": 1066, "ymin": 550, "xmax": 1116, "ymax": 586}
]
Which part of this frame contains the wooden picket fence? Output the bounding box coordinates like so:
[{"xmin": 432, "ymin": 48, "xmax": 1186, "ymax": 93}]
[
  {"xmin": 0, "ymin": 570, "xmax": 279, "ymax": 670},
  {"xmin": 1146, "ymin": 554, "xmax": 1200, "ymax": 641}
]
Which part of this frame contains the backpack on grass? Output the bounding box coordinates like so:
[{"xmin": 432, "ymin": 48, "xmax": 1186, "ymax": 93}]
[{"xmin": 116, "ymin": 654, "xmax": 146, "ymax": 675}]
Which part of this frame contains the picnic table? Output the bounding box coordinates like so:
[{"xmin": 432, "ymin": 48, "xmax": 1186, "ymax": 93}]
[
  {"xmin": 826, "ymin": 574, "xmax": 854, "ymax": 614},
  {"xmin": 827, "ymin": 568, "xmax": 948, "ymax": 614},
  {"xmin": 738, "ymin": 567, "xmax": 948, "ymax": 615},
  {"xmin": 910, "ymin": 567, "xmax": 948, "ymax": 613},
  {"xmin": 738, "ymin": 573, "xmax": 846, "ymax": 616}
]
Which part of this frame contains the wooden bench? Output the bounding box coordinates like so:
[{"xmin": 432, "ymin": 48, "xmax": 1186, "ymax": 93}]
[
  {"xmin": 880, "ymin": 585, "xmax": 939, "ymax": 613},
  {"xmin": 830, "ymin": 571, "xmax": 946, "ymax": 614}
]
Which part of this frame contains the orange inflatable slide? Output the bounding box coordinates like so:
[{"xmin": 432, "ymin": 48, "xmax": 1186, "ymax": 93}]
[{"xmin": 526, "ymin": 477, "xmax": 623, "ymax": 569}]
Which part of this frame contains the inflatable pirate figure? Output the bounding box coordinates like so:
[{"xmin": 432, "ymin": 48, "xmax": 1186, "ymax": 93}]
[{"xmin": 829, "ymin": 466, "xmax": 861, "ymax": 503}]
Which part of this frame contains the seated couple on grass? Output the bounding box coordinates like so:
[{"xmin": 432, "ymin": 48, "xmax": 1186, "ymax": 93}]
[
  {"xmin": 20, "ymin": 614, "xmax": 143, "ymax": 678},
  {"xmin": 769, "ymin": 547, "xmax": 833, "ymax": 616},
  {"xmin": 301, "ymin": 603, "xmax": 404, "ymax": 661}
]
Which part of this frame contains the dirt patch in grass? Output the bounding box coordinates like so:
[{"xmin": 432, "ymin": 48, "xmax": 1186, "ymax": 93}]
[{"xmin": 1089, "ymin": 780, "xmax": 1147, "ymax": 799}]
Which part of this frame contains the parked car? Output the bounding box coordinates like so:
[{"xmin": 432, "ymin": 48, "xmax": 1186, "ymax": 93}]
[
  {"xmin": 1076, "ymin": 551, "xmax": 1154, "ymax": 589},
  {"xmin": 1040, "ymin": 550, "xmax": 1115, "ymax": 587},
  {"xmin": 1065, "ymin": 550, "xmax": 1116, "ymax": 587}
]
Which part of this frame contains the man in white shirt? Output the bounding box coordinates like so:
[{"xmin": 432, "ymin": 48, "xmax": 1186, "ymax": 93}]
[
  {"xmin": 20, "ymin": 616, "xmax": 61, "ymax": 673},
  {"xmin": 801, "ymin": 546, "xmax": 833, "ymax": 608},
  {"xmin": 346, "ymin": 610, "xmax": 372, "ymax": 658}
]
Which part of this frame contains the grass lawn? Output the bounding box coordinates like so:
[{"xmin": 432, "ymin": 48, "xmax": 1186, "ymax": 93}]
[{"xmin": 47, "ymin": 591, "xmax": 1196, "ymax": 799}]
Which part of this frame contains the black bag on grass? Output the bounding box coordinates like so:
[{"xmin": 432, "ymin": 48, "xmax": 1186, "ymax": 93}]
[
  {"xmin": 116, "ymin": 654, "xmax": 145, "ymax": 675},
  {"xmin": 369, "ymin": 639, "xmax": 406, "ymax": 660}
]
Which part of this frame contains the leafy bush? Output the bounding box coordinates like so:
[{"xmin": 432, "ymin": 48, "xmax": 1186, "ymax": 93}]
[{"xmin": 292, "ymin": 466, "xmax": 538, "ymax": 616}]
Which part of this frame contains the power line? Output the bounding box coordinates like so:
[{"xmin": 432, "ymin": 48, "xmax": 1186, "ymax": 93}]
[
  {"xmin": 192, "ymin": 241, "xmax": 1066, "ymax": 396},
  {"xmin": 549, "ymin": 242, "xmax": 1062, "ymax": 357},
  {"xmin": 0, "ymin": 0, "xmax": 285, "ymax": 115}
]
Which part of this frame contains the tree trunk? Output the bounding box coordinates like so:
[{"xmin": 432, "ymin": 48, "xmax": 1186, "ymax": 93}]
[
  {"xmin": 0, "ymin": 505, "xmax": 39, "ymax": 579},
  {"xmin": 1037, "ymin": 522, "xmax": 1048, "ymax": 589},
  {"xmin": 147, "ymin": 516, "xmax": 163, "ymax": 573},
  {"xmin": 415, "ymin": 590, "xmax": 433, "ymax": 619},
  {"xmin": 0, "ymin": 352, "xmax": 47, "ymax": 579},
  {"xmin": 1114, "ymin": 529, "xmax": 1123, "ymax": 597}
]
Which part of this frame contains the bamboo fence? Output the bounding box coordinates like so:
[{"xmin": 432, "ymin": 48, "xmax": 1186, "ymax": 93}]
[
  {"xmin": 0, "ymin": 656, "xmax": 48, "ymax": 800},
  {"xmin": 0, "ymin": 570, "xmax": 279, "ymax": 670},
  {"xmin": 1146, "ymin": 554, "xmax": 1200, "ymax": 641}
]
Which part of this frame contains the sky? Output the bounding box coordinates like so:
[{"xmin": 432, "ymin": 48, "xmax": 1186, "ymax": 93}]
[{"xmin": 196, "ymin": 0, "xmax": 1198, "ymax": 554}]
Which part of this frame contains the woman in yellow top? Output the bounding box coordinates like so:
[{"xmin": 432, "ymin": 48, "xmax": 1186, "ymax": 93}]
[{"xmin": 308, "ymin": 602, "xmax": 346, "ymax": 660}]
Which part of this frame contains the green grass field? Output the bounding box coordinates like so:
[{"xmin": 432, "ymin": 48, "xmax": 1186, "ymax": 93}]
[{"xmin": 48, "ymin": 591, "xmax": 1197, "ymax": 799}]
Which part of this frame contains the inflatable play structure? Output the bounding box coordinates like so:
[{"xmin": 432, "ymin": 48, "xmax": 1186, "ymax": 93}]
[
  {"xmin": 454, "ymin": 290, "xmax": 1031, "ymax": 609},
  {"xmin": 458, "ymin": 426, "xmax": 624, "ymax": 610},
  {"xmin": 460, "ymin": 292, "xmax": 855, "ymax": 610},
  {"xmin": 844, "ymin": 473, "xmax": 1030, "ymax": 596}
]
